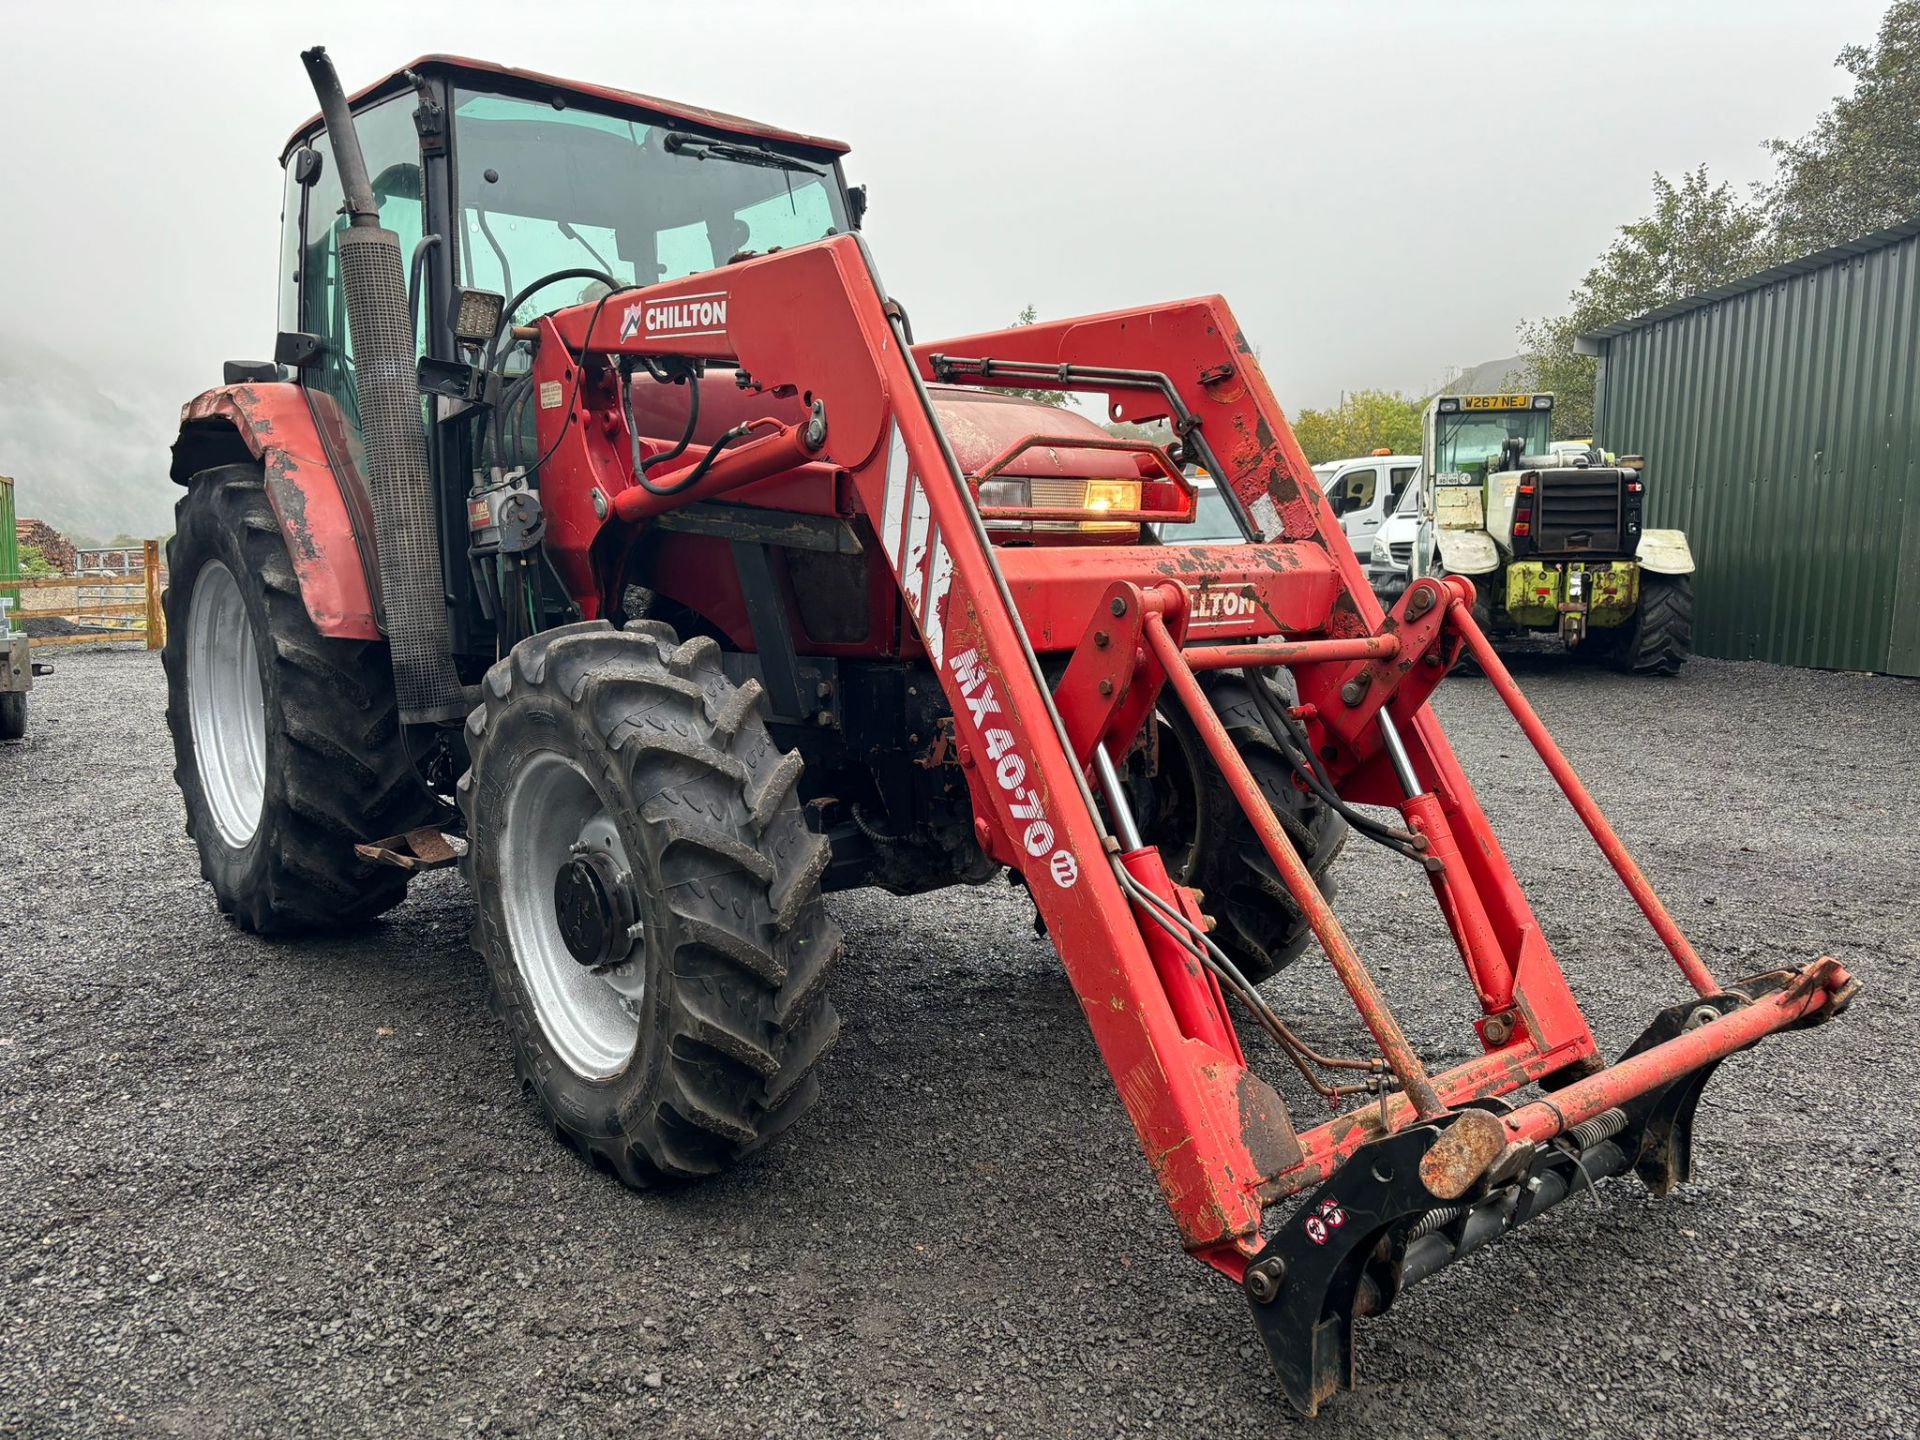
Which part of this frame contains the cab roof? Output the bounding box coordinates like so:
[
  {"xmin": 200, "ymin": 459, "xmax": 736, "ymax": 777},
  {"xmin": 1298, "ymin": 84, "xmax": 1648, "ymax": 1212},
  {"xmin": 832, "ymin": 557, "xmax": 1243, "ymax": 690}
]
[{"xmin": 283, "ymin": 54, "xmax": 851, "ymax": 162}]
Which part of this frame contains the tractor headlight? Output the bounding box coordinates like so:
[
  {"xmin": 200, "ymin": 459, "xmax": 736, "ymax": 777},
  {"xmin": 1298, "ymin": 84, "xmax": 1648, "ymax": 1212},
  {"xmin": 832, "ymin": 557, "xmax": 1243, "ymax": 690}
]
[
  {"xmin": 978, "ymin": 478, "xmax": 1028, "ymax": 511},
  {"xmin": 1082, "ymin": 480, "xmax": 1140, "ymax": 516},
  {"xmin": 975, "ymin": 477, "xmax": 1142, "ymax": 534}
]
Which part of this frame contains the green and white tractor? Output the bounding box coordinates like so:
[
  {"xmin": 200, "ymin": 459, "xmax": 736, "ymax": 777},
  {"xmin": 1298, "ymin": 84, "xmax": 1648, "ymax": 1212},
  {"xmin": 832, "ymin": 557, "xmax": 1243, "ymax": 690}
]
[{"xmin": 1408, "ymin": 392, "xmax": 1694, "ymax": 675}]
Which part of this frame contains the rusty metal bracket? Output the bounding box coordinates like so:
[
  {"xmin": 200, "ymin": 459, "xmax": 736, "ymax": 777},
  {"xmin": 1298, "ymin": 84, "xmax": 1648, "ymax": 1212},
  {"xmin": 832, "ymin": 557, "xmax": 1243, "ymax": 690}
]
[
  {"xmin": 1309, "ymin": 578, "xmax": 1455, "ymax": 770},
  {"xmin": 1054, "ymin": 582, "xmax": 1154, "ymax": 765},
  {"xmin": 354, "ymin": 826, "xmax": 461, "ymax": 872},
  {"xmin": 1053, "ymin": 581, "xmax": 1194, "ymax": 767}
]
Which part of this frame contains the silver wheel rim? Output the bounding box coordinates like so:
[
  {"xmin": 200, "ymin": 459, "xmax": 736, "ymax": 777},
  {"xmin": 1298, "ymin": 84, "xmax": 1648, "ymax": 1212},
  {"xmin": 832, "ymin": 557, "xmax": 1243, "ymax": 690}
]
[
  {"xmin": 186, "ymin": 560, "xmax": 267, "ymax": 849},
  {"xmin": 498, "ymin": 751, "xmax": 644, "ymax": 1080}
]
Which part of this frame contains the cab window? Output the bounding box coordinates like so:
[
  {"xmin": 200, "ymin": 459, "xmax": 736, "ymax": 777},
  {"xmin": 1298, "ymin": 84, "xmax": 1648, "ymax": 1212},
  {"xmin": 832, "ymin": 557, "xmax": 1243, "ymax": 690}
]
[
  {"xmin": 449, "ymin": 89, "xmax": 850, "ymax": 325},
  {"xmin": 1337, "ymin": 465, "xmax": 1378, "ymax": 514},
  {"xmin": 296, "ymin": 97, "xmax": 425, "ymax": 427},
  {"xmin": 1388, "ymin": 464, "xmax": 1417, "ymax": 508}
]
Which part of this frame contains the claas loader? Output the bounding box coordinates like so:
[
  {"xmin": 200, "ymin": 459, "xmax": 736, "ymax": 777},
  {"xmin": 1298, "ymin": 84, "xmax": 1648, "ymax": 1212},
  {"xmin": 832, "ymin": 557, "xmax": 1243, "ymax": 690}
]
[{"xmin": 161, "ymin": 48, "xmax": 1855, "ymax": 1415}]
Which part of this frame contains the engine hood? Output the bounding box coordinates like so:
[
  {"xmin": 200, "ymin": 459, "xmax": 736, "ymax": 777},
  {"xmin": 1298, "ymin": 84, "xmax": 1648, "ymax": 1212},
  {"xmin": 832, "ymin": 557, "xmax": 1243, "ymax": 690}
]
[
  {"xmin": 924, "ymin": 386, "xmax": 1141, "ymax": 480},
  {"xmin": 631, "ymin": 375, "xmax": 1139, "ymax": 480}
]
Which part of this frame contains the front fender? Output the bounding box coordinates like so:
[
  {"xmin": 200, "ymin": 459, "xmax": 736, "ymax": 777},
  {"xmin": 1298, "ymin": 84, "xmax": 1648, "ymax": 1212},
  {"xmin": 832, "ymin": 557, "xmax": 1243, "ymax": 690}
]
[
  {"xmin": 1636, "ymin": 528, "xmax": 1695, "ymax": 575},
  {"xmin": 1433, "ymin": 528, "xmax": 1500, "ymax": 576},
  {"xmin": 173, "ymin": 384, "xmax": 381, "ymax": 640}
]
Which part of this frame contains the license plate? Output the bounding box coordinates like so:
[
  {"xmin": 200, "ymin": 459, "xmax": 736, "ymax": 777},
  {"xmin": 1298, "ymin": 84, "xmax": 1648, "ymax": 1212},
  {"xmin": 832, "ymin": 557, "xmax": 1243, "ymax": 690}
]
[{"xmin": 1461, "ymin": 394, "xmax": 1531, "ymax": 411}]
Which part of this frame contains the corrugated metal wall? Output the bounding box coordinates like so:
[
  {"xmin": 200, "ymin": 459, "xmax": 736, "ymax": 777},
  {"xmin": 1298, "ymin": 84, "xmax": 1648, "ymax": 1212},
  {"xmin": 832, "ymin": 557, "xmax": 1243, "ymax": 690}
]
[
  {"xmin": 1, "ymin": 476, "xmax": 18, "ymax": 609},
  {"xmin": 1594, "ymin": 231, "xmax": 1920, "ymax": 677}
]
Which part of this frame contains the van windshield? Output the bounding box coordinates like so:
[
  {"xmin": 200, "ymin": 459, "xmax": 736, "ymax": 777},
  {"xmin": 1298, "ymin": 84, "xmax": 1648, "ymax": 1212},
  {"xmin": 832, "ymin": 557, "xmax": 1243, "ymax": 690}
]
[{"xmin": 451, "ymin": 90, "xmax": 851, "ymax": 325}]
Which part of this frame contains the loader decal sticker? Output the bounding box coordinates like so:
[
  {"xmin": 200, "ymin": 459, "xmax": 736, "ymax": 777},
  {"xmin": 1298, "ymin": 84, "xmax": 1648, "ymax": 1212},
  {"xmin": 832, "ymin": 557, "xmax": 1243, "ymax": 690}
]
[
  {"xmin": 876, "ymin": 422, "xmax": 955, "ymax": 666},
  {"xmin": 1304, "ymin": 1196, "xmax": 1347, "ymax": 1245},
  {"xmin": 901, "ymin": 489, "xmax": 933, "ymax": 613},
  {"xmin": 879, "ymin": 424, "xmax": 910, "ymax": 566},
  {"xmin": 921, "ymin": 535, "xmax": 954, "ymax": 665},
  {"xmin": 949, "ymin": 648, "xmax": 1074, "ymax": 885},
  {"xmin": 623, "ymin": 289, "xmax": 729, "ymax": 341},
  {"xmin": 1186, "ymin": 584, "xmax": 1261, "ymax": 628}
]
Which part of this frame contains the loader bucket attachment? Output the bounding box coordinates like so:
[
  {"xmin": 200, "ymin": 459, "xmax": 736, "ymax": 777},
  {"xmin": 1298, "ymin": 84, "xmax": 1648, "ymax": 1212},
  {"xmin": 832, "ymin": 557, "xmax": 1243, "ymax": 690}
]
[
  {"xmin": 515, "ymin": 235, "xmax": 1856, "ymax": 1414},
  {"xmin": 1242, "ymin": 965, "xmax": 1852, "ymax": 1415}
]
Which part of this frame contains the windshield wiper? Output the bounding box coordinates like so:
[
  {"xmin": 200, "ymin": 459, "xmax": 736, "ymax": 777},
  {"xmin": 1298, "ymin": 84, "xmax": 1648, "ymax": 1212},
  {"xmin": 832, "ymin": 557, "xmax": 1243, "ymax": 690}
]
[
  {"xmin": 663, "ymin": 131, "xmax": 824, "ymax": 177},
  {"xmin": 557, "ymin": 220, "xmax": 615, "ymax": 276}
]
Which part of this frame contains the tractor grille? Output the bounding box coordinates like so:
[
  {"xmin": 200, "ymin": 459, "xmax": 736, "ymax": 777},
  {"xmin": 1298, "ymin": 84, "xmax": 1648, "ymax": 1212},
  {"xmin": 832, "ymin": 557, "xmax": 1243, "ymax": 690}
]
[{"xmin": 1534, "ymin": 471, "xmax": 1624, "ymax": 554}]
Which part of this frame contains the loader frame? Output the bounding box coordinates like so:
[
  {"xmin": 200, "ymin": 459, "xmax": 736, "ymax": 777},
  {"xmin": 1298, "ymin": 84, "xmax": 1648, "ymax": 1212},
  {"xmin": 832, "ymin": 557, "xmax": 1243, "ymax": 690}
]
[{"xmin": 508, "ymin": 233, "xmax": 1854, "ymax": 1413}]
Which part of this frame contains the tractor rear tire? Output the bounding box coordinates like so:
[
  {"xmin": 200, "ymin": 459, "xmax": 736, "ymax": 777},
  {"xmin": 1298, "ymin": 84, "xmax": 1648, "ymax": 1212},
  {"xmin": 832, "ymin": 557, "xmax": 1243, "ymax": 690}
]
[
  {"xmin": 162, "ymin": 463, "xmax": 442, "ymax": 933},
  {"xmin": 1611, "ymin": 573, "xmax": 1693, "ymax": 677},
  {"xmin": 0, "ymin": 692, "xmax": 24, "ymax": 741},
  {"xmin": 460, "ymin": 620, "xmax": 842, "ymax": 1186},
  {"xmin": 1149, "ymin": 671, "xmax": 1347, "ymax": 985}
]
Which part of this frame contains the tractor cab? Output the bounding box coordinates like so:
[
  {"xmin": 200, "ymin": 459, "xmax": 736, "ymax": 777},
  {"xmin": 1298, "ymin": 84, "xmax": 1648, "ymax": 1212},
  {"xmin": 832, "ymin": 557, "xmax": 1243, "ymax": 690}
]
[
  {"xmin": 272, "ymin": 58, "xmax": 864, "ymax": 661},
  {"xmin": 272, "ymin": 57, "xmax": 1200, "ymax": 671}
]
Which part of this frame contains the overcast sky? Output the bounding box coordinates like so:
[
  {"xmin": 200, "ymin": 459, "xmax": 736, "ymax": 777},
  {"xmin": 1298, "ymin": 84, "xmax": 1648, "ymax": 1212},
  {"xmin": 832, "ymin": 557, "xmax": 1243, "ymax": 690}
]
[{"xmin": 0, "ymin": 0, "xmax": 1891, "ymax": 423}]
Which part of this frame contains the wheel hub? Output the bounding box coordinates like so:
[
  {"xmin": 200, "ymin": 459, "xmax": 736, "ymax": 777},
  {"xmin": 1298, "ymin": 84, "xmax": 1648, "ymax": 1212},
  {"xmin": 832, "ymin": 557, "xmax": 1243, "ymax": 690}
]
[
  {"xmin": 554, "ymin": 847, "xmax": 637, "ymax": 967},
  {"xmin": 185, "ymin": 559, "xmax": 267, "ymax": 849},
  {"xmin": 497, "ymin": 754, "xmax": 646, "ymax": 1080}
]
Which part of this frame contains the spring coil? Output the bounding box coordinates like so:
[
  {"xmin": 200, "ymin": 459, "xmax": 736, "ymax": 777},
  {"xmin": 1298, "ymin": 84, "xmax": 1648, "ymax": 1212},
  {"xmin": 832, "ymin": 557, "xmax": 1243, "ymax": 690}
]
[
  {"xmin": 1566, "ymin": 1107, "xmax": 1629, "ymax": 1151},
  {"xmin": 1408, "ymin": 1205, "xmax": 1467, "ymax": 1241}
]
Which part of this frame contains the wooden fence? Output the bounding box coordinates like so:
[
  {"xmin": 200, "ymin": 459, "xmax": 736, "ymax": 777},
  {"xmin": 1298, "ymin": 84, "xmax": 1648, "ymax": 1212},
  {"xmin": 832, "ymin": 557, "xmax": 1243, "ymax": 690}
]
[{"xmin": 4, "ymin": 538, "xmax": 166, "ymax": 650}]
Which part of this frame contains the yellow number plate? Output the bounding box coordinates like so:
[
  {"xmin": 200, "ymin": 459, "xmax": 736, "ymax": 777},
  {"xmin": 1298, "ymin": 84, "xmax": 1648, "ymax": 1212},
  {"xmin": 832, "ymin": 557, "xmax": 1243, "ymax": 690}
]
[{"xmin": 1461, "ymin": 394, "xmax": 1533, "ymax": 411}]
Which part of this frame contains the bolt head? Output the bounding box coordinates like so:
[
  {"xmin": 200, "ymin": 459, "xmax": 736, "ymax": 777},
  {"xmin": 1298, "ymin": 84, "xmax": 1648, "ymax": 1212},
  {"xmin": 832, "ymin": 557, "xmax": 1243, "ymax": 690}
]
[
  {"xmin": 1245, "ymin": 1256, "xmax": 1288, "ymax": 1304},
  {"xmin": 1110, "ymin": 597, "xmax": 1127, "ymax": 617}
]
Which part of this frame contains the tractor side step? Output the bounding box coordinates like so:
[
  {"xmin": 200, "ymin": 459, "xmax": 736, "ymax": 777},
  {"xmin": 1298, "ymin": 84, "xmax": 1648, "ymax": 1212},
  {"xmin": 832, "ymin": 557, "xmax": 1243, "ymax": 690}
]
[{"xmin": 354, "ymin": 826, "xmax": 464, "ymax": 873}]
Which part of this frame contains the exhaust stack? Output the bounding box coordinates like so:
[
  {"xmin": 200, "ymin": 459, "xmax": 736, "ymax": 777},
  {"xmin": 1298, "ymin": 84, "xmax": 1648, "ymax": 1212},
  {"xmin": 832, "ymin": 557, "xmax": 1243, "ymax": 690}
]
[{"xmin": 300, "ymin": 46, "xmax": 466, "ymax": 724}]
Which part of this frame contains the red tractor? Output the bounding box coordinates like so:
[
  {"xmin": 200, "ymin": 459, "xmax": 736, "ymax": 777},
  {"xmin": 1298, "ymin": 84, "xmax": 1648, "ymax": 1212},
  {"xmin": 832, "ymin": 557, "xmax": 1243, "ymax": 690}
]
[{"xmin": 162, "ymin": 49, "xmax": 1854, "ymax": 1415}]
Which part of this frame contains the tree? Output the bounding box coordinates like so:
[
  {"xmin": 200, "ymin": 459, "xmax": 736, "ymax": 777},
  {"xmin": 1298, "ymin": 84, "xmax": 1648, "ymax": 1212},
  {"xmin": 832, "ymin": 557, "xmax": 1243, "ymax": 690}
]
[
  {"xmin": 1764, "ymin": 1, "xmax": 1920, "ymax": 254},
  {"xmin": 1003, "ymin": 306, "xmax": 1070, "ymax": 407},
  {"xmin": 16, "ymin": 542, "xmax": 59, "ymax": 579},
  {"xmin": 1289, "ymin": 389, "xmax": 1424, "ymax": 465},
  {"xmin": 1519, "ymin": 166, "xmax": 1783, "ymax": 436}
]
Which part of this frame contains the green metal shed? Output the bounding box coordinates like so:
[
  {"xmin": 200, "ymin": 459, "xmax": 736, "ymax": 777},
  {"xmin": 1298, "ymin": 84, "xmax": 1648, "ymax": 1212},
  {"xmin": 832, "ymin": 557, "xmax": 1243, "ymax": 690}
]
[
  {"xmin": 1581, "ymin": 216, "xmax": 1920, "ymax": 677},
  {"xmin": 1, "ymin": 475, "xmax": 18, "ymax": 611}
]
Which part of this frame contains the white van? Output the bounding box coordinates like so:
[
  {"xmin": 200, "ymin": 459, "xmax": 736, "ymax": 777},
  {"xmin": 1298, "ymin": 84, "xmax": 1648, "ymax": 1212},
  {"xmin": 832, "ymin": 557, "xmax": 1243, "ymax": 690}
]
[
  {"xmin": 1318, "ymin": 453, "xmax": 1420, "ymax": 552},
  {"xmin": 1366, "ymin": 470, "xmax": 1424, "ymax": 602},
  {"xmin": 1170, "ymin": 460, "xmax": 1419, "ymax": 554}
]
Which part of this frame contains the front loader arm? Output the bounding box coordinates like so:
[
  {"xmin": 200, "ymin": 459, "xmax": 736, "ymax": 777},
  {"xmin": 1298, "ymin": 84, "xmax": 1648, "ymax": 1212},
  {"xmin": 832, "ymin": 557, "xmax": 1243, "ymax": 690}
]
[
  {"xmin": 535, "ymin": 235, "xmax": 1287, "ymax": 1255},
  {"xmin": 526, "ymin": 233, "xmax": 1855, "ymax": 1415}
]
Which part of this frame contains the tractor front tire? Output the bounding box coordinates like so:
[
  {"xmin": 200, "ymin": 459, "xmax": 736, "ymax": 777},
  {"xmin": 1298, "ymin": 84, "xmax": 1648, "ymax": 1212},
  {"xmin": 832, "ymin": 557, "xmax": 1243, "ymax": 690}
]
[
  {"xmin": 162, "ymin": 463, "xmax": 441, "ymax": 933},
  {"xmin": 1148, "ymin": 671, "xmax": 1347, "ymax": 985},
  {"xmin": 1610, "ymin": 573, "xmax": 1693, "ymax": 676},
  {"xmin": 0, "ymin": 692, "xmax": 25, "ymax": 741},
  {"xmin": 460, "ymin": 620, "xmax": 842, "ymax": 1186}
]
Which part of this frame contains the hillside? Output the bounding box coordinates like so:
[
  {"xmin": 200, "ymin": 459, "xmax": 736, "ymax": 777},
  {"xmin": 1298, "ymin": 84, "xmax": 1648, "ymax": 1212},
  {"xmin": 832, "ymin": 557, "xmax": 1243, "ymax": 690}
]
[{"xmin": 0, "ymin": 333, "xmax": 181, "ymax": 544}]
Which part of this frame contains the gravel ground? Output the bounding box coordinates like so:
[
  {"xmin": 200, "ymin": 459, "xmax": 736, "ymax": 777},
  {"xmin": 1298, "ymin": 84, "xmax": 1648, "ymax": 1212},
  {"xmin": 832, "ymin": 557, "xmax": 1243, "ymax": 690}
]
[{"xmin": 2, "ymin": 647, "xmax": 1915, "ymax": 1439}]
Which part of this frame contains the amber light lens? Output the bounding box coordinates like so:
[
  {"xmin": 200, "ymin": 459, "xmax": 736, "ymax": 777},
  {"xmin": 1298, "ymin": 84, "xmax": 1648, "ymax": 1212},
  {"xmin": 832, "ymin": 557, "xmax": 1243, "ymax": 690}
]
[{"xmin": 1082, "ymin": 480, "xmax": 1141, "ymax": 514}]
